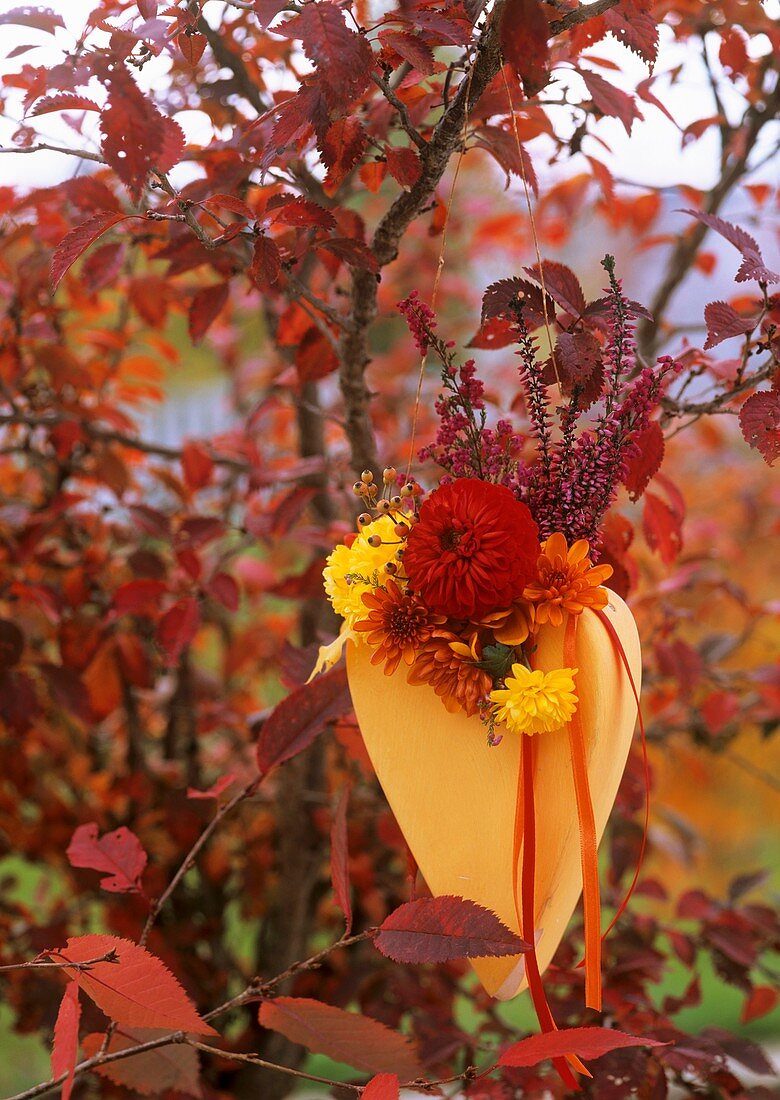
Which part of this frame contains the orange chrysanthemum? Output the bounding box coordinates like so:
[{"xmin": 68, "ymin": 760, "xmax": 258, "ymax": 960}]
[
  {"xmin": 523, "ymin": 532, "xmax": 613, "ymax": 628},
  {"xmin": 408, "ymin": 630, "xmax": 492, "ymax": 717},
  {"xmin": 354, "ymin": 580, "xmax": 444, "ymax": 675}
]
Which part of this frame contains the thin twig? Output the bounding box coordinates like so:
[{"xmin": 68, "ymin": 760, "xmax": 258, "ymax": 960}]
[
  {"xmin": 0, "ymin": 951, "xmax": 118, "ymax": 974},
  {"xmin": 186, "ymin": 1041, "xmax": 364, "ymax": 1089},
  {"xmin": 370, "ymin": 73, "xmax": 427, "ymax": 150},
  {"xmin": 139, "ymin": 777, "xmax": 260, "ymax": 945},
  {"xmin": 0, "ymin": 143, "xmax": 105, "ymax": 163}
]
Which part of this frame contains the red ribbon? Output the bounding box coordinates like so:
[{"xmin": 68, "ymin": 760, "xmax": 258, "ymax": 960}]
[{"xmin": 564, "ymin": 613, "xmax": 602, "ymax": 1011}]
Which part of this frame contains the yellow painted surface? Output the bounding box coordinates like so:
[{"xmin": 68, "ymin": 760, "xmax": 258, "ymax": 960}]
[{"xmin": 347, "ymin": 593, "xmax": 641, "ymax": 999}]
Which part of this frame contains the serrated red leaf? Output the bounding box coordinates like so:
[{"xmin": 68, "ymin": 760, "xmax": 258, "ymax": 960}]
[
  {"xmin": 30, "ymin": 93, "xmax": 101, "ymax": 116},
  {"xmin": 703, "ymin": 301, "xmax": 757, "ymax": 349},
  {"xmin": 48, "ymin": 935, "xmax": 217, "ymax": 1035},
  {"xmin": 256, "ymin": 666, "xmax": 352, "ymax": 776},
  {"xmin": 156, "ymin": 114, "xmax": 186, "ymax": 173},
  {"xmin": 250, "ymin": 234, "xmax": 281, "ymax": 288},
  {"xmin": 719, "ymin": 27, "xmax": 748, "ymax": 78},
  {"xmin": 113, "ymin": 579, "xmax": 168, "ymax": 616},
  {"xmin": 202, "ymin": 193, "xmax": 254, "ymax": 219},
  {"xmin": 66, "ymin": 823, "xmax": 147, "ymax": 894},
  {"xmin": 330, "ymin": 786, "xmax": 352, "ymax": 933},
  {"xmin": 360, "ymin": 161, "xmax": 387, "ymax": 193},
  {"xmin": 481, "ymin": 277, "xmax": 554, "ymax": 328},
  {"xmin": 623, "ymin": 421, "xmax": 664, "ymax": 501},
  {"xmin": 322, "ymin": 117, "xmax": 367, "ymax": 191},
  {"xmin": 138, "ymin": 0, "xmax": 158, "ymax": 16},
  {"xmin": 318, "ymin": 237, "xmax": 379, "ymax": 273},
  {"xmin": 271, "ymin": 196, "xmax": 336, "ymax": 230},
  {"xmin": 52, "ymin": 982, "xmax": 81, "ymax": 1100},
  {"xmin": 51, "ymin": 211, "xmax": 132, "ymax": 290},
  {"xmin": 498, "ymin": 1026, "xmax": 666, "ymax": 1068},
  {"xmin": 741, "ymin": 986, "xmax": 779, "ymax": 1025},
  {"xmin": 188, "ymin": 282, "xmax": 229, "ymax": 345},
  {"xmin": 474, "ymin": 126, "xmax": 538, "ymax": 194},
  {"xmin": 524, "ymin": 260, "xmax": 586, "ymax": 318},
  {"xmin": 99, "ymin": 64, "xmax": 167, "ymax": 200},
  {"xmin": 177, "ymin": 30, "xmax": 206, "ymax": 65},
  {"xmin": 379, "ymin": 30, "xmax": 435, "ymax": 75},
  {"xmin": 682, "ymin": 209, "xmax": 779, "ymax": 285},
  {"xmin": 258, "ymin": 998, "xmax": 422, "ymax": 1079},
  {"xmin": 276, "ymin": 3, "xmax": 373, "ymax": 109},
  {"xmin": 500, "ymin": 0, "xmax": 550, "ymax": 95},
  {"xmin": 581, "ymin": 69, "xmax": 642, "ymax": 135},
  {"xmin": 604, "ymin": 3, "xmax": 659, "ymax": 66},
  {"xmin": 376, "ymin": 896, "xmax": 529, "ymax": 963},
  {"xmin": 739, "ymin": 390, "xmax": 780, "ymax": 466},
  {"xmin": 643, "ymin": 489, "xmax": 682, "ymax": 564},
  {"xmin": 157, "ymin": 597, "xmax": 201, "ymax": 666},
  {"xmin": 362, "ymin": 1074, "xmax": 400, "ymax": 1100},
  {"xmin": 181, "ymin": 440, "xmax": 214, "ymax": 489},
  {"xmin": 385, "ymin": 145, "xmax": 422, "ymax": 190},
  {"xmin": 82, "ymin": 1028, "xmax": 202, "ymax": 1097},
  {"xmin": 550, "ymin": 330, "xmax": 604, "ymax": 408}
]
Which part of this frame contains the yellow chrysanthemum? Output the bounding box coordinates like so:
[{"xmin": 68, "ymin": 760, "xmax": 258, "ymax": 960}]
[
  {"xmin": 489, "ymin": 663, "xmax": 579, "ymax": 736},
  {"xmin": 323, "ymin": 515, "xmax": 400, "ymax": 625}
]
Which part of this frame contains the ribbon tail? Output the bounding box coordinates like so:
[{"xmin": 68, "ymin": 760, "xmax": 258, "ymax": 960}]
[
  {"xmin": 593, "ymin": 605, "xmax": 650, "ymax": 940},
  {"xmin": 515, "ymin": 735, "xmax": 589, "ymax": 1088},
  {"xmin": 564, "ymin": 614, "xmax": 602, "ymax": 1012}
]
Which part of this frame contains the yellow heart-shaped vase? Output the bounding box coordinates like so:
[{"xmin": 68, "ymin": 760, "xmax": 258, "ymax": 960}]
[{"xmin": 346, "ymin": 592, "xmax": 641, "ymax": 999}]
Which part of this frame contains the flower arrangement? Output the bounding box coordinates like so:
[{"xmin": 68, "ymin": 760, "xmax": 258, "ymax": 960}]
[{"xmin": 319, "ymin": 257, "xmax": 673, "ymax": 745}]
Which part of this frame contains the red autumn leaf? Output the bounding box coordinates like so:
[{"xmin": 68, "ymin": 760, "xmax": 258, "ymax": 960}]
[
  {"xmin": 581, "ymin": 70, "xmax": 642, "ymax": 135},
  {"xmin": 82, "ymin": 1028, "xmax": 202, "ymax": 1097},
  {"xmin": 330, "ymin": 786, "xmax": 352, "ymax": 933},
  {"xmin": 66, "ymin": 823, "xmax": 147, "ymax": 894},
  {"xmin": 380, "ymin": 29, "xmax": 435, "ymax": 75},
  {"xmin": 550, "ymin": 330, "xmax": 604, "ymax": 408},
  {"xmin": 201, "ymin": 193, "xmax": 254, "ymax": 219},
  {"xmin": 604, "ymin": 3, "xmax": 659, "ymax": 66},
  {"xmin": 643, "ymin": 489, "xmax": 683, "ymax": 564},
  {"xmin": 359, "ymin": 161, "xmax": 388, "ymax": 193},
  {"xmin": 375, "ymin": 896, "xmax": 529, "ymax": 963},
  {"xmin": 473, "ymin": 126, "xmax": 538, "ymax": 194},
  {"xmin": 322, "ymin": 116, "xmax": 367, "ymax": 191},
  {"xmin": 256, "ymin": 666, "xmax": 352, "ymax": 776},
  {"xmin": 177, "ymin": 30, "xmax": 206, "ymax": 66},
  {"xmin": 51, "ymin": 211, "xmax": 133, "ymax": 290},
  {"xmin": 703, "ymin": 301, "xmax": 757, "ymax": 349},
  {"xmin": 250, "ymin": 234, "xmax": 282, "ymax": 288},
  {"xmin": 481, "ymin": 277, "xmax": 555, "ymax": 328},
  {"xmin": 113, "ymin": 579, "xmax": 168, "ymax": 617},
  {"xmin": 258, "ymin": 998, "xmax": 423, "ymax": 1080},
  {"xmin": 181, "ymin": 440, "xmax": 214, "ymax": 490},
  {"xmin": 187, "ymin": 773, "xmax": 237, "ymax": 800},
  {"xmin": 276, "ymin": 3, "xmax": 373, "ymax": 108},
  {"xmin": 385, "ymin": 145, "xmax": 422, "ymax": 190},
  {"xmin": 206, "ymin": 572, "xmax": 240, "ymax": 612},
  {"xmin": 30, "ymin": 92, "xmax": 101, "ymax": 116},
  {"xmin": 500, "ymin": 0, "xmax": 550, "ymax": 96},
  {"xmin": 623, "ymin": 421, "xmax": 665, "ymax": 501},
  {"xmin": 318, "ymin": 237, "xmax": 379, "ymax": 273},
  {"xmin": 719, "ymin": 26, "xmax": 748, "ymax": 77},
  {"xmin": 0, "ymin": 7, "xmax": 65, "ymax": 32},
  {"xmin": 362, "ymin": 1074, "xmax": 400, "ymax": 1100},
  {"xmin": 51, "ymin": 982, "xmax": 81, "ymax": 1100},
  {"xmin": 157, "ymin": 597, "xmax": 201, "ymax": 666},
  {"xmin": 741, "ymin": 986, "xmax": 779, "ymax": 1025},
  {"xmin": 47, "ymin": 935, "xmax": 217, "ymax": 1035},
  {"xmin": 739, "ymin": 390, "xmax": 780, "ymax": 466},
  {"xmin": 188, "ymin": 282, "xmax": 229, "ymax": 344},
  {"xmin": 137, "ymin": 0, "xmax": 158, "ymax": 16},
  {"xmin": 270, "ymin": 195, "xmax": 336, "ymax": 230},
  {"xmin": 98, "ymin": 64, "xmax": 167, "ymax": 201},
  {"xmin": 524, "ymin": 260, "xmax": 586, "ymax": 318},
  {"xmin": 682, "ymin": 209, "xmax": 780, "ymax": 285},
  {"xmin": 498, "ymin": 1026, "xmax": 667, "ymax": 1068}
]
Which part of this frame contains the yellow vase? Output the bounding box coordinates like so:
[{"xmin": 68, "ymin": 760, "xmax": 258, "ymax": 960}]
[{"xmin": 346, "ymin": 591, "xmax": 641, "ymax": 1000}]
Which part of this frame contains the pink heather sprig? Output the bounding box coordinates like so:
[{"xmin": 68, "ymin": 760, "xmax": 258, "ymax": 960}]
[
  {"xmin": 398, "ymin": 296, "xmax": 524, "ymax": 484},
  {"xmin": 398, "ymin": 290, "xmax": 437, "ymax": 356}
]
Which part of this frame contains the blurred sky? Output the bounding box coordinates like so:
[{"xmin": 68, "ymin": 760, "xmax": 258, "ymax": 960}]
[{"xmin": 1, "ymin": 0, "xmax": 778, "ymax": 196}]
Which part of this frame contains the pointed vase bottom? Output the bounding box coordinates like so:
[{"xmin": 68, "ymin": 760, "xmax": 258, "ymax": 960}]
[{"xmin": 346, "ymin": 593, "xmax": 641, "ymax": 1000}]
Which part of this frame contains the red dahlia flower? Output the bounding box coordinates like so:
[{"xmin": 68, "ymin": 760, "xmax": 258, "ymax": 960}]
[{"xmin": 404, "ymin": 479, "xmax": 539, "ymax": 620}]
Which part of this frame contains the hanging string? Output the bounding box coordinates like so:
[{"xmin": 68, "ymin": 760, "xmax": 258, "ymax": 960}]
[{"xmin": 404, "ymin": 53, "xmax": 478, "ymax": 481}]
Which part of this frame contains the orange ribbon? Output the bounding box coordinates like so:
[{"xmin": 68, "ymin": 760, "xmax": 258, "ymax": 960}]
[
  {"xmin": 564, "ymin": 613, "xmax": 602, "ymax": 1012},
  {"xmin": 593, "ymin": 606, "xmax": 650, "ymax": 940}
]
